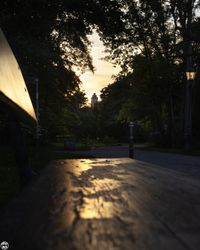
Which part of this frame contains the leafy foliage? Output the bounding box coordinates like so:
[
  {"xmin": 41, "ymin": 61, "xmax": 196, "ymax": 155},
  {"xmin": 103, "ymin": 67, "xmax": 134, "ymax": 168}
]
[
  {"xmin": 1, "ymin": 0, "xmax": 200, "ymax": 146},
  {"xmin": 97, "ymin": 0, "xmax": 200, "ymax": 146}
]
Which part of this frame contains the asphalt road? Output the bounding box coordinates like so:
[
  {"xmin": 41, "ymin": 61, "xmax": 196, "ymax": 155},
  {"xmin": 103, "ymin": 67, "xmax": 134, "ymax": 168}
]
[{"xmin": 71, "ymin": 146, "xmax": 200, "ymax": 179}]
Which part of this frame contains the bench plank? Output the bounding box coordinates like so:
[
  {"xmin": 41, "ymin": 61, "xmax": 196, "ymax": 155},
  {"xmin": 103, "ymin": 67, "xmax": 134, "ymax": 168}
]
[{"xmin": 0, "ymin": 158, "xmax": 200, "ymax": 250}]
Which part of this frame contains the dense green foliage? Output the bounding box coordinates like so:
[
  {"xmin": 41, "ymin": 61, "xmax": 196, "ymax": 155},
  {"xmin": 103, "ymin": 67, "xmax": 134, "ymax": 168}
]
[
  {"xmin": 0, "ymin": 0, "xmax": 117, "ymax": 140},
  {"xmin": 97, "ymin": 0, "xmax": 200, "ymax": 147},
  {"xmin": 1, "ymin": 0, "xmax": 200, "ymax": 146}
]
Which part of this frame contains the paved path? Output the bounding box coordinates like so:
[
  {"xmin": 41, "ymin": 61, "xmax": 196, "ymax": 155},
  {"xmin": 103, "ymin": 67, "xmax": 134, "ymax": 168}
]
[
  {"xmin": 0, "ymin": 157, "xmax": 200, "ymax": 250},
  {"xmin": 71, "ymin": 146, "xmax": 200, "ymax": 178}
]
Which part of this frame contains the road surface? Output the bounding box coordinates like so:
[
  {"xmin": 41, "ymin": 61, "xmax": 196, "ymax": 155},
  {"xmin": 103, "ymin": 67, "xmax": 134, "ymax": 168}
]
[{"xmin": 71, "ymin": 146, "xmax": 200, "ymax": 178}]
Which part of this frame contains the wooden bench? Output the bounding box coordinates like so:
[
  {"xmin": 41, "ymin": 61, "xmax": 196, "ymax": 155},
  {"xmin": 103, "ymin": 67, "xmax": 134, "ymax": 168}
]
[{"xmin": 0, "ymin": 158, "xmax": 200, "ymax": 250}]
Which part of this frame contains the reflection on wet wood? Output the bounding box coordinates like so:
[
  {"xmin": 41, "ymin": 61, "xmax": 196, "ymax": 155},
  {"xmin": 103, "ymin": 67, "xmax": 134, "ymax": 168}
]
[{"xmin": 0, "ymin": 158, "xmax": 200, "ymax": 250}]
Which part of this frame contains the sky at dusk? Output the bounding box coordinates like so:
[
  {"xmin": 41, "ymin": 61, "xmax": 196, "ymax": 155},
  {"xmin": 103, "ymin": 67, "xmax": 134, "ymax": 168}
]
[{"xmin": 79, "ymin": 31, "xmax": 120, "ymax": 103}]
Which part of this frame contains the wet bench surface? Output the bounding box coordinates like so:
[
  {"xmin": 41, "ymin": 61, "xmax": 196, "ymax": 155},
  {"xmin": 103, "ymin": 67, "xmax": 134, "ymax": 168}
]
[{"xmin": 0, "ymin": 158, "xmax": 200, "ymax": 250}]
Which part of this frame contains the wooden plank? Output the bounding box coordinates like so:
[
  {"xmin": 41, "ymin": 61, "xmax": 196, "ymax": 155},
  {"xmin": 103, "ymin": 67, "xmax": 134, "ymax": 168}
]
[
  {"xmin": 0, "ymin": 28, "xmax": 36, "ymax": 121},
  {"xmin": 0, "ymin": 158, "xmax": 200, "ymax": 250}
]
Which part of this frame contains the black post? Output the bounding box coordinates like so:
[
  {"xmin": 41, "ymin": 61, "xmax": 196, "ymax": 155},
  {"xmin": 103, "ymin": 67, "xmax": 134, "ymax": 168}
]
[
  {"xmin": 184, "ymin": 78, "xmax": 193, "ymax": 150},
  {"xmin": 129, "ymin": 122, "xmax": 134, "ymax": 158},
  {"xmin": 35, "ymin": 78, "xmax": 40, "ymax": 146}
]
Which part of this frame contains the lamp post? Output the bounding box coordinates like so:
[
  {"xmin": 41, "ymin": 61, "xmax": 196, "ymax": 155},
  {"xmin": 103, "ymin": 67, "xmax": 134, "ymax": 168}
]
[
  {"xmin": 27, "ymin": 76, "xmax": 40, "ymax": 145},
  {"xmin": 129, "ymin": 122, "xmax": 134, "ymax": 158},
  {"xmin": 184, "ymin": 0, "xmax": 196, "ymax": 150},
  {"xmin": 34, "ymin": 78, "xmax": 40, "ymax": 145}
]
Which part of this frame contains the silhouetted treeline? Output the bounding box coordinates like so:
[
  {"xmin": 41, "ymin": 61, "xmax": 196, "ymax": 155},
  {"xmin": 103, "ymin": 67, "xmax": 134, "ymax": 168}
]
[{"xmin": 1, "ymin": 1, "xmax": 200, "ymax": 147}]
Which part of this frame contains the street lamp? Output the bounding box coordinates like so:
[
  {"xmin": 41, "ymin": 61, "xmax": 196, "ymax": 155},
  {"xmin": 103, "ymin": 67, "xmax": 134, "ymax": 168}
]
[
  {"xmin": 34, "ymin": 78, "xmax": 40, "ymax": 145},
  {"xmin": 184, "ymin": 65, "xmax": 196, "ymax": 150},
  {"xmin": 27, "ymin": 76, "xmax": 40, "ymax": 145},
  {"xmin": 184, "ymin": 0, "xmax": 196, "ymax": 150},
  {"xmin": 186, "ymin": 66, "xmax": 196, "ymax": 81}
]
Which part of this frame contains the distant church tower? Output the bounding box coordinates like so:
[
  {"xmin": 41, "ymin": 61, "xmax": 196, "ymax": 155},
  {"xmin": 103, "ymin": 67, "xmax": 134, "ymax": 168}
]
[{"xmin": 91, "ymin": 93, "xmax": 98, "ymax": 108}]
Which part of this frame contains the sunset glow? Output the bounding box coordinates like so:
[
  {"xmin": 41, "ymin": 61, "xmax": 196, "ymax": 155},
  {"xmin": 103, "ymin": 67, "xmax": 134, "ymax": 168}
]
[{"xmin": 80, "ymin": 32, "xmax": 120, "ymax": 102}]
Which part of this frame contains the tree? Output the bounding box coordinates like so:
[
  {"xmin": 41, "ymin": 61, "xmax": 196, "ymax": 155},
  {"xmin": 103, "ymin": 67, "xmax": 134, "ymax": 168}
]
[
  {"xmin": 99, "ymin": 75, "xmax": 132, "ymax": 141},
  {"xmin": 1, "ymin": 1, "xmax": 200, "ymax": 146},
  {"xmin": 0, "ymin": 0, "xmax": 129, "ymax": 141},
  {"xmin": 97, "ymin": 0, "xmax": 200, "ymax": 146}
]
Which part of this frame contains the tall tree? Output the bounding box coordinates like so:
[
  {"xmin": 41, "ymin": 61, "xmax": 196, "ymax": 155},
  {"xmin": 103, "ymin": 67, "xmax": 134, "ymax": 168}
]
[
  {"xmin": 0, "ymin": 0, "xmax": 116, "ymax": 139},
  {"xmin": 97, "ymin": 0, "xmax": 200, "ymax": 146}
]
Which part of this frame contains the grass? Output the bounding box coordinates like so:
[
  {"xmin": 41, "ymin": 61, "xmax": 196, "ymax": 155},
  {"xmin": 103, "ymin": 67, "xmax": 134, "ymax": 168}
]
[
  {"xmin": 139, "ymin": 144, "xmax": 200, "ymax": 156},
  {"xmin": 30, "ymin": 145, "xmax": 95, "ymax": 173},
  {"xmin": 51, "ymin": 140, "xmax": 126, "ymax": 151},
  {"xmin": 0, "ymin": 144, "xmax": 94, "ymax": 207}
]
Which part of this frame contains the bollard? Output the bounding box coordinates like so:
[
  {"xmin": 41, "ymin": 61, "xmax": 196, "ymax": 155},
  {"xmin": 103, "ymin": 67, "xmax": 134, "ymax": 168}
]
[{"xmin": 129, "ymin": 122, "xmax": 134, "ymax": 158}]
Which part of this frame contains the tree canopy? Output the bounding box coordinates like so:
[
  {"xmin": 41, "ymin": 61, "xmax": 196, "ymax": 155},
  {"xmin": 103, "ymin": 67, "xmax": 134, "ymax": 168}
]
[
  {"xmin": 1, "ymin": 0, "xmax": 200, "ymax": 146},
  {"xmin": 97, "ymin": 0, "xmax": 200, "ymax": 146}
]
